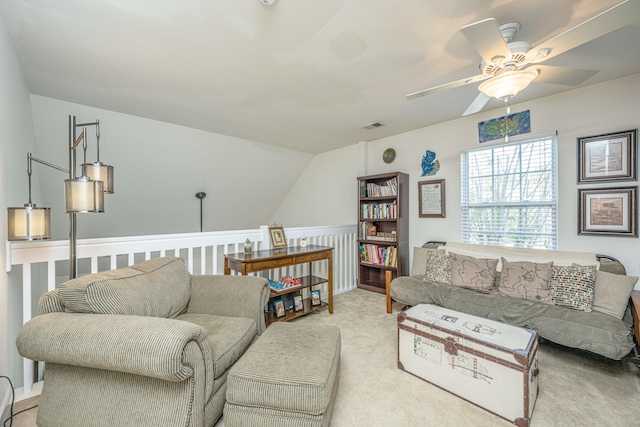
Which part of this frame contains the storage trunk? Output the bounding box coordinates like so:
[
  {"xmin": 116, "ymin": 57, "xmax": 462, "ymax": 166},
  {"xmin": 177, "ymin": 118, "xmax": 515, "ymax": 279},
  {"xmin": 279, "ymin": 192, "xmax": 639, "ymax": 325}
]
[{"xmin": 398, "ymin": 304, "xmax": 539, "ymax": 427}]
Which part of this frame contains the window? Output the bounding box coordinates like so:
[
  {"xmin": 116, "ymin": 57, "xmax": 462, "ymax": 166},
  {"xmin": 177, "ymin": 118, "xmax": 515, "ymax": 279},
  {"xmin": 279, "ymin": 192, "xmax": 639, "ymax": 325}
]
[{"xmin": 461, "ymin": 135, "xmax": 558, "ymax": 249}]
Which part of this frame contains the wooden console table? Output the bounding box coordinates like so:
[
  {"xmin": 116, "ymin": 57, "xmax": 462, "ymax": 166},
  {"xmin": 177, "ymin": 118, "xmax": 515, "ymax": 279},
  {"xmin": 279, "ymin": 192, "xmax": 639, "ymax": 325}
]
[{"xmin": 224, "ymin": 245, "xmax": 333, "ymax": 325}]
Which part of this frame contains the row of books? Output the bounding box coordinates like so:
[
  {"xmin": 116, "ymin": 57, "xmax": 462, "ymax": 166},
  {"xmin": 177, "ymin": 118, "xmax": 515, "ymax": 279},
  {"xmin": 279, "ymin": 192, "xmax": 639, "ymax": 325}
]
[
  {"xmin": 364, "ymin": 177, "xmax": 398, "ymax": 197},
  {"xmin": 359, "ymin": 244, "xmax": 397, "ymax": 267},
  {"xmin": 359, "ymin": 222, "xmax": 397, "ymax": 241},
  {"xmin": 361, "ymin": 202, "xmax": 397, "ymax": 219}
]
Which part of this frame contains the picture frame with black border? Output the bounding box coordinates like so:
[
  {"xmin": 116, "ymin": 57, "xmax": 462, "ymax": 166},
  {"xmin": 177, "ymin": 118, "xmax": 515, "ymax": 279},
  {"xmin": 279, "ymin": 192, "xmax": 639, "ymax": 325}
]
[
  {"xmin": 293, "ymin": 295, "xmax": 304, "ymax": 312},
  {"xmin": 577, "ymin": 129, "xmax": 637, "ymax": 183},
  {"xmin": 273, "ymin": 299, "xmax": 286, "ymax": 318},
  {"xmin": 578, "ymin": 186, "xmax": 638, "ymax": 237},
  {"xmin": 310, "ymin": 290, "xmax": 321, "ymax": 306}
]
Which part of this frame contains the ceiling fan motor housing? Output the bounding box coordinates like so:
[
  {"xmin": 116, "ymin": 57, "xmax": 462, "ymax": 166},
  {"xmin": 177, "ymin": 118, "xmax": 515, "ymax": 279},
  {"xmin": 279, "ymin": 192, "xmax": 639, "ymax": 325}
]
[{"xmin": 481, "ymin": 41, "xmax": 532, "ymax": 76}]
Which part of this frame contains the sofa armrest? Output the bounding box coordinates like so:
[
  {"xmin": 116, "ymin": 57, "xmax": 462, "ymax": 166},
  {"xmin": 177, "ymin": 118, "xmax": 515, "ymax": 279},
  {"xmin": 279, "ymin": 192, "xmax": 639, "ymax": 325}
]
[
  {"xmin": 186, "ymin": 275, "xmax": 270, "ymax": 334},
  {"xmin": 16, "ymin": 312, "xmax": 209, "ymax": 382}
]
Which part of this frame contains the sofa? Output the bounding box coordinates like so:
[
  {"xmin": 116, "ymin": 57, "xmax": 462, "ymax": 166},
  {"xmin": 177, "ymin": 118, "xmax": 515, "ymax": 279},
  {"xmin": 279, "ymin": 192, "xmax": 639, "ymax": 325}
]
[
  {"xmin": 16, "ymin": 256, "xmax": 270, "ymax": 427},
  {"xmin": 386, "ymin": 242, "xmax": 639, "ymax": 361}
]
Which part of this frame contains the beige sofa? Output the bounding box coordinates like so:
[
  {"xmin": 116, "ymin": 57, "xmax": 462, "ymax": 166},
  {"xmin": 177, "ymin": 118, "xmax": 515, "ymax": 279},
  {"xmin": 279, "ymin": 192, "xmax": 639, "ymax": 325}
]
[
  {"xmin": 16, "ymin": 257, "xmax": 270, "ymax": 427},
  {"xmin": 387, "ymin": 242, "xmax": 638, "ymax": 361}
]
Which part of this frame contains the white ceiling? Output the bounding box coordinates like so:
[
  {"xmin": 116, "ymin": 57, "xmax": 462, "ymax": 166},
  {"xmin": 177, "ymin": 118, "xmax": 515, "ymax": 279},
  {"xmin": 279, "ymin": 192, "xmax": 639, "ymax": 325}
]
[{"xmin": 1, "ymin": 0, "xmax": 640, "ymax": 154}]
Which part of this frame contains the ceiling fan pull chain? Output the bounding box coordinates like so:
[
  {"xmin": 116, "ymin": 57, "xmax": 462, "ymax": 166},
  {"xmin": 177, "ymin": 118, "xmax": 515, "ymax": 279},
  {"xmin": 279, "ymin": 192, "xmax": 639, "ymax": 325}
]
[{"xmin": 505, "ymin": 99, "xmax": 510, "ymax": 143}]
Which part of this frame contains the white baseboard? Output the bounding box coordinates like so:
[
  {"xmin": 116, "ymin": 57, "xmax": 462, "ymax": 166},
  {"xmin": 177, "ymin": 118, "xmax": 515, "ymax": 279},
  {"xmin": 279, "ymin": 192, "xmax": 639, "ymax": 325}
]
[{"xmin": 1, "ymin": 381, "xmax": 42, "ymax": 422}]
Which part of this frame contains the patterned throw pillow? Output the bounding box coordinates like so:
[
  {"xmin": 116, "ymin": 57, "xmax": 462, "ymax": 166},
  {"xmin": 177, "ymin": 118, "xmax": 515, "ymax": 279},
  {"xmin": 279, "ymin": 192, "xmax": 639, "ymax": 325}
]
[
  {"xmin": 549, "ymin": 265, "xmax": 597, "ymax": 312},
  {"xmin": 498, "ymin": 258, "xmax": 553, "ymax": 304},
  {"xmin": 449, "ymin": 252, "xmax": 498, "ymax": 293},
  {"xmin": 422, "ymin": 250, "xmax": 451, "ymax": 284}
]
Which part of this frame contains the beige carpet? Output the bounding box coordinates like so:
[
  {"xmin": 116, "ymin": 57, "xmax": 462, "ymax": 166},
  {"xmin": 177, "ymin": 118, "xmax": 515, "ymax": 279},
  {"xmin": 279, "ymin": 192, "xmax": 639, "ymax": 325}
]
[{"xmin": 10, "ymin": 289, "xmax": 639, "ymax": 426}]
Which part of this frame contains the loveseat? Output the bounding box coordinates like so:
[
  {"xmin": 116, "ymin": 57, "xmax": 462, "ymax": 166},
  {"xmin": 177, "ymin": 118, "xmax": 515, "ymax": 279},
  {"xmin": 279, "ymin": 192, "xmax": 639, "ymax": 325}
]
[
  {"xmin": 386, "ymin": 242, "xmax": 638, "ymax": 361},
  {"xmin": 16, "ymin": 257, "xmax": 270, "ymax": 427}
]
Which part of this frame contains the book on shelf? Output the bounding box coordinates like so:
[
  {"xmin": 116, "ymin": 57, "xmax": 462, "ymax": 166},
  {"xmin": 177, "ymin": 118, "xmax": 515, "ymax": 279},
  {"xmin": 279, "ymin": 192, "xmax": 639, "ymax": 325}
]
[
  {"xmin": 360, "ymin": 202, "xmax": 397, "ymax": 219},
  {"xmin": 359, "ymin": 243, "xmax": 397, "ymax": 267},
  {"xmin": 365, "ymin": 176, "xmax": 398, "ymax": 197}
]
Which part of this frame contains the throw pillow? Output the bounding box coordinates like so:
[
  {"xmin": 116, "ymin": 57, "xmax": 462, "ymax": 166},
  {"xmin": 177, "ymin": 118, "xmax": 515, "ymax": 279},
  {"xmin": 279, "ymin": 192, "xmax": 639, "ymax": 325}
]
[
  {"xmin": 422, "ymin": 250, "xmax": 451, "ymax": 284},
  {"xmin": 498, "ymin": 258, "xmax": 553, "ymax": 304},
  {"xmin": 549, "ymin": 265, "xmax": 597, "ymax": 312},
  {"xmin": 592, "ymin": 270, "xmax": 638, "ymax": 319},
  {"xmin": 410, "ymin": 247, "xmax": 446, "ymax": 276},
  {"xmin": 449, "ymin": 252, "xmax": 498, "ymax": 293}
]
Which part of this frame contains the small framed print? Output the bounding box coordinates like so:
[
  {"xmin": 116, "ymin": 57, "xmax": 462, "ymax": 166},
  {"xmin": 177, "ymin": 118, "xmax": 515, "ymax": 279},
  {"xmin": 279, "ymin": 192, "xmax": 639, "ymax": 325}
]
[
  {"xmin": 418, "ymin": 179, "xmax": 445, "ymax": 218},
  {"xmin": 578, "ymin": 187, "xmax": 637, "ymax": 237},
  {"xmin": 269, "ymin": 225, "xmax": 287, "ymax": 248},
  {"xmin": 310, "ymin": 290, "xmax": 321, "ymax": 306},
  {"xmin": 293, "ymin": 295, "xmax": 304, "ymax": 312},
  {"xmin": 577, "ymin": 129, "xmax": 637, "ymax": 183},
  {"xmin": 273, "ymin": 299, "xmax": 286, "ymax": 318}
]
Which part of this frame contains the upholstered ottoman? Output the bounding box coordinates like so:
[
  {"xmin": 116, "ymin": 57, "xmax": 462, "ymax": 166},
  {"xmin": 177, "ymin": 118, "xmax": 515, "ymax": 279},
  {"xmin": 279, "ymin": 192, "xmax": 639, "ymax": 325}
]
[{"xmin": 224, "ymin": 322, "xmax": 341, "ymax": 427}]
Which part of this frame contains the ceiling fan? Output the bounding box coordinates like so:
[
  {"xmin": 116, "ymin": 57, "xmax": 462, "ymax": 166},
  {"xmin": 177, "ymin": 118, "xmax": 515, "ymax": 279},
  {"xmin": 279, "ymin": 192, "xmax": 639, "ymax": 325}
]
[{"xmin": 406, "ymin": 0, "xmax": 640, "ymax": 116}]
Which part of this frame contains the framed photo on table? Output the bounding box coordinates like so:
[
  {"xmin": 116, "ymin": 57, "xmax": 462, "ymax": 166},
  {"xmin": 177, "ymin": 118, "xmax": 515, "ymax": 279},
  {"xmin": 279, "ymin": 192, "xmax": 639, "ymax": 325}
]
[
  {"xmin": 269, "ymin": 225, "xmax": 287, "ymax": 248},
  {"xmin": 418, "ymin": 179, "xmax": 445, "ymax": 218},
  {"xmin": 578, "ymin": 187, "xmax": 637, "ymax": 237},
  {"xmin": 577, "ymin": 129, "xmax": 637, "ymax": 183},
  {"xmin": 273, "ymin": 299, "xmax": 286, "ymax": 318},
  {"xmin": 310, "ymin": 290, "xmax": 321, "ymax": 306}
]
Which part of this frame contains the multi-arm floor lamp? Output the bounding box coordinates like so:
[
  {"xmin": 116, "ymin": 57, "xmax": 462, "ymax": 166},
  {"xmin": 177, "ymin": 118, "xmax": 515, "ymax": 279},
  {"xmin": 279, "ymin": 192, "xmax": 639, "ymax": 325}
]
[{"xmin": 7, "ymin": 115, "xmax": 114, "ymax": 279}]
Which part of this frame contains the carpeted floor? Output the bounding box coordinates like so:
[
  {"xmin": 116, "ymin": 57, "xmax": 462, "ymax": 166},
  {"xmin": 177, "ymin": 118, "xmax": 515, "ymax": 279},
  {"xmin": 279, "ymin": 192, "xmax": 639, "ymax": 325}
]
[{"xmin": 9, "ymin": 288, "xmax": 640, "ymax": 426}]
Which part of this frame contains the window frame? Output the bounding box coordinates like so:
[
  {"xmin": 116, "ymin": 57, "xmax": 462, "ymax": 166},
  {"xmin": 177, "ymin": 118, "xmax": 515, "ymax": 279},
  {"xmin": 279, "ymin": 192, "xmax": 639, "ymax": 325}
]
[{"xmin": 461, "ymin": 134, "xmax": 558, "ymax": 250}]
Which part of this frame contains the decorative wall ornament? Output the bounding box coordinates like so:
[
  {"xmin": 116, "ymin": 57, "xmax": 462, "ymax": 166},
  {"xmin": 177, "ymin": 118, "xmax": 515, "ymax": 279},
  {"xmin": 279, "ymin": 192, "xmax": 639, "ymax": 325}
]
[
  {"xmin": 478, "ymin": 110, "xmax": 531, "ymax": 143},
  {"xmin": 421, "ymin": 150, "xmax": 440, "ymax": 176},
  {"xmin": 383, "ymin": 148, "xmax": 396, "ymax": 163}
]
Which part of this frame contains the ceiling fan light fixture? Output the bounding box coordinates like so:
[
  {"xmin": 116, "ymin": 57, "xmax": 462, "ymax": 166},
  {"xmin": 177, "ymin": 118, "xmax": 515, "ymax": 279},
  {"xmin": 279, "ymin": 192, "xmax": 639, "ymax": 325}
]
[{"xmin": 478, "ymin": 69, "xmax": 539, "ymax": 101}]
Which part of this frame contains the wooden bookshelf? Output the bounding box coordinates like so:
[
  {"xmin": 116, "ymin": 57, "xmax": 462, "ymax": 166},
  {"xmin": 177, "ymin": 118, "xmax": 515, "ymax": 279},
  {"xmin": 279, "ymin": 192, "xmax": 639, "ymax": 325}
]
[{"xmin": 357, "ymin": 172, "xmax": 409, "ymax": 293}]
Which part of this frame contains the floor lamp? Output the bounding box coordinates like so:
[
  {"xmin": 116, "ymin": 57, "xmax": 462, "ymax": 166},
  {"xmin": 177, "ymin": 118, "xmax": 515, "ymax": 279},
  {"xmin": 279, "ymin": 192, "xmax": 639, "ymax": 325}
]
[{"xmin": 7, "ymin": 115, "xmax": 114, "ymax": 279}]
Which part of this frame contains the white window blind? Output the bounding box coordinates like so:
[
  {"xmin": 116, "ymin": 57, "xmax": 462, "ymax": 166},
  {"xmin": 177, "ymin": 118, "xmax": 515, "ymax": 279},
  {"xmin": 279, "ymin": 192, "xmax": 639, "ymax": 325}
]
[{"xmin": 461, "ymin": 135, "xmax": 558, "ymax": 249}]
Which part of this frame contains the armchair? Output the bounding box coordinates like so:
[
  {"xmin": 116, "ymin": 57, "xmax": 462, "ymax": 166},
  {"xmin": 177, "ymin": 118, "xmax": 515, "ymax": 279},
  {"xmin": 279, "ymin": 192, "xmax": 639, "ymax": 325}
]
[{"xmin": 16, "ymin": 257, "xmax": 270, "ymax": 427}]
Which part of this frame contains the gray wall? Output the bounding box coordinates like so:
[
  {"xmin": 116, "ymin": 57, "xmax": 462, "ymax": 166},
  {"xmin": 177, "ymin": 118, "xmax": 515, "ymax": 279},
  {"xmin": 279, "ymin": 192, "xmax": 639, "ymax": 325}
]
[
  {"xmin": 0, "ymin": 16, "xmax": 39, "ymax": 393},
  {"xmin": 30, "ymin": 96, "xmax": 315, "ymax": 240}
]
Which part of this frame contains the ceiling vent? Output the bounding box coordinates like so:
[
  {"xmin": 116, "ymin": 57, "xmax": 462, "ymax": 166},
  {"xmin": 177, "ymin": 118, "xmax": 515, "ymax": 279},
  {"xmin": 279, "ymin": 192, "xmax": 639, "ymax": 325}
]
[{"xmin": 363, "ymin": 122, "xmax": 384, "ymax": 130}]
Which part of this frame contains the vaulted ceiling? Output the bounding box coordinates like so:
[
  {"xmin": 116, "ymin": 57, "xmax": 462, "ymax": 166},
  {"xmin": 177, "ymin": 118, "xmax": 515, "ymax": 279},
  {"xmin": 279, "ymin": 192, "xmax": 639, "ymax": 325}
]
[{"xmin": 1, "ymin": 0, "xmax": 639, "ymax": 153}]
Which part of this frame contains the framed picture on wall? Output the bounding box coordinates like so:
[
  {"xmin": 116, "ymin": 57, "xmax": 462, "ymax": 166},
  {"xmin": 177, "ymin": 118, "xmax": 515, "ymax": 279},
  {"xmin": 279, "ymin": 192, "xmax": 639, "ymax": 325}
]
[
  {"xmin": 577, "ymin": 129, "xmax": 637, "ymax": 183},
  {"xmin": 418, "ymin": 179, "xmax": 445, "ymax": 218},
  {"xmin": 578, "ymin": 187, "xmax": 638, "ymax": 237}
]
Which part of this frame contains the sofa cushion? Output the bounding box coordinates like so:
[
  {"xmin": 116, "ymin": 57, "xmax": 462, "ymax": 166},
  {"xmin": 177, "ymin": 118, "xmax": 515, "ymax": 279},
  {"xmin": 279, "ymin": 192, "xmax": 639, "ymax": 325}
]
[
  {"xmin": 422, "ymin": 250, "xmax": 451, "ymax": 284},
  {"xmin": 498, "ymin": 258, "xmax": 553, "ymax": 304},
  {"xmin": 449, "ymin": 252, "xmax": 498, "ymax": 292},
  {"xmin": 592, "ymin": 270, "xmax": 638, "ymax": 319},
  {"xmin": 411, "ymin": 247, "xmax": 446, "ymax": 276},
  {"xmin": 176, "ymin": 313, "xmax": 257, "ymax": 382},
  {"xmin": 58, "ymin": 257, "xmax": 191, "ymax": 318},
  {"xmin": 549, "ymin": 265, "xmax": 596, "ymax": 312},
  {"xmin": 389, "ymin": 276, "xmax": 634, "ymax": 360}
]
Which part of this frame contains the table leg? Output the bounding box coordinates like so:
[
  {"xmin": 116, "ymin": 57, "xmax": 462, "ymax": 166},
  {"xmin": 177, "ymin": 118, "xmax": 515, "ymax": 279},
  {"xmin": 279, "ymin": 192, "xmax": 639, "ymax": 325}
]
[{"xmin": 328, "ymin": 249, "xmax": 333, "ymax": 314}]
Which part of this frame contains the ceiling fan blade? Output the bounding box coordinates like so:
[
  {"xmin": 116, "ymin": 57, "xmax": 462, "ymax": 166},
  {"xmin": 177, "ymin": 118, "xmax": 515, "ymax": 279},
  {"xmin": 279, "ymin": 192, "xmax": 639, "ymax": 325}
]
[
  {"xmin": 461, "ymin": 18, "xmax": 511, "ymax": 65},
  {"xmin": 532, "ymin": 65, "xmax": 598, "ymax": 85},
  {"xmin": 406, "ymin": 74, "xmax": 487, "ymax": 100},
  {"xmin": 525, "ymin": 0, "xmax": 640, "ymax": 64},
  {"xmin": 462, "ymin": 92, "xmax": 491, "ymax": 116}
]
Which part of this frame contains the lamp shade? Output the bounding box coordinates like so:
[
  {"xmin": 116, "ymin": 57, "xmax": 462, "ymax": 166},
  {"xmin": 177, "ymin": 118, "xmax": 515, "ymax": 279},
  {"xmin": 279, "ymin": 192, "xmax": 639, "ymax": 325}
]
[
  {"xmin": 478, "ymin": 69, "xmax": 539, "ymax": 101},
  {"xmin": 65, "ymin": 176, "xmax": 104, "ymax": 213},
  {"xmin": 82, "ymin": 162, "xmax": 114, "ymax": 194},
  {"xmin": 7, "ymin": 204, "xmax": 51, "ymax": 241}
]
